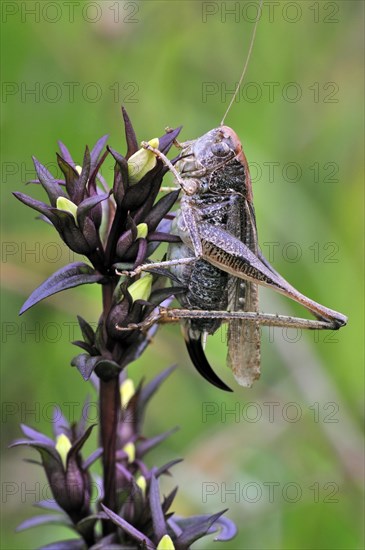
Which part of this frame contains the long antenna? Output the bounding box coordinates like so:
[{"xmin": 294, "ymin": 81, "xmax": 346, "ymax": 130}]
[{"xmin": 220, "ymin": 0, "xmax": 263, "ymax": 126}]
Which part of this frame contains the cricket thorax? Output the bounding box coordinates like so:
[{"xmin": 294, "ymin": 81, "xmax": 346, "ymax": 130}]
[{"xmin": 175, "ymin": 126, "xmax": 251, "ymax": 198}]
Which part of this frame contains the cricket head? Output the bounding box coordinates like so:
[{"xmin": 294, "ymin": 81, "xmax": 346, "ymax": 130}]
[{"xmin": 176, "ymin": 126, "xmax": 253, "ymax": 199}]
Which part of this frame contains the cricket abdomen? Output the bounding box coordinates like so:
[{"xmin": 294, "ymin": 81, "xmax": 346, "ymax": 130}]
[{"xmin": 186, "ymin": 258, "xmax": 228, "ymax": 334}]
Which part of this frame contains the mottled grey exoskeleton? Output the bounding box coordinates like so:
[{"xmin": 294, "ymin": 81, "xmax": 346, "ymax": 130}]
[
  {"xmin": 132, "ymin": 126, "xmax": 347, "ymax": 391},
  {"xmin": 168, "ymin": 126, "xmax": 260, "ymax": 390}
]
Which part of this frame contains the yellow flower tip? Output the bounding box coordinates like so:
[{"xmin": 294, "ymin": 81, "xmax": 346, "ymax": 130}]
[
  {"xmin": 136, "ymin": 223, "xmax": 148, "ymax": 240},
  {"xmin": 55, "ymin": 433, "xmax": 72, "ymax": 469},
  {"xmin": 120, "ymin": 378, "xmax": 135, "ymax": 407},
  {"xmin": 75, "ymin": 165, "xmax": 82, "ymax": 175},
  {"xmin": 56, "ymin": 197, "xmax": 78, "ymax": 221},
  {"xmin": 123, "ymin": 442, "xmax": 135, "ymax": 463},
  {"xmin": 127, "ymin": 137, "xmax": 159, "ymax": 185},
  {"xmin": 148, "ymin": 137, "xmax": 159, "ymax": 149},
  {"xmin": 128, "ymin": 274, "xmax": 153, "ymax": 303},
  {"xmin": 157, "ymin": 534, "xmax": 175, "ymax": 550},
  {"xmin": 136, "ymin": 475, "xmax": 147, "ymax": 496}
]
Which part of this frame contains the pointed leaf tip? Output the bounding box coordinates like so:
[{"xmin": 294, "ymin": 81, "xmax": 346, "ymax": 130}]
[{"xmin": 20, "ymin": 262, "xmax": 104, "ymax": 315}]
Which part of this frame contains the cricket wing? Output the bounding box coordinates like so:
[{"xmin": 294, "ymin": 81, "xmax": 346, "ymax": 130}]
[
  {"xmin": 226, "ymin": 200, "xmax": 260, "ymax": 387},
  {"xmin": 227, "ymin": 278, "xmax": 260, "ymax": 387}
]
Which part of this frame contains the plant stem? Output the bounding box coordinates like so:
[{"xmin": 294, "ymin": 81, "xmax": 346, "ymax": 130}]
[
  {"xmin": 100, "ymin": 377, "xmax": 120, "ymax": 533},
  {"xmin": 100, "ymin": 284, "xmax": 120, "ymax": 534}
]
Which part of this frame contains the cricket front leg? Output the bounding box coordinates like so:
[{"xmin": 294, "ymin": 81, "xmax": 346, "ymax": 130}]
[
  {"xmin": 116, "ymin": 256, "xmax": 196, "ymax": 278},
  {"xmin": 141, "ymin": 140, "xmax": 205, "ymax": 258},
  {"xmin": 178, "ymin": 196, "xmax": 203, "ymax": 257}
]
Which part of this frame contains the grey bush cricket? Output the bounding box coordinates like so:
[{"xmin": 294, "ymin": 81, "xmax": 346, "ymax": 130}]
[{"xmin": 120, "ymin": 0, "xmax": 348, "ymax": 391}]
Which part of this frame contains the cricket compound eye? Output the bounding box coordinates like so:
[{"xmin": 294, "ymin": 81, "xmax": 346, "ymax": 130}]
[{"xmin": 211, "ymin": 141, "xmax": 231, "ymax": 157}]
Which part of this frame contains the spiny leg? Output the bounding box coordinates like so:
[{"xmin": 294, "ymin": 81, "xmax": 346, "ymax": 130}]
[
  {"xmin": 116, "ymin": 306, "xmax": 341, "ymax": 333},
  {"xmin": 141, "ymin": 141, "xmax": 194, "ymax": 193},
  {"xmin": 116, "ymin": 257, "xmax": 196, "ymax": 278}
]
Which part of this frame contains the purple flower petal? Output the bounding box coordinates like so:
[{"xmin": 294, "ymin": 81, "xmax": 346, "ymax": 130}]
[
  {"xmin": 173, "ymin": 510, "xmax": 228, "ymax": 548},
  {"xmin": 101, "ymin": 504, "xmax": 154, "ymax": 547},
  {"xmin": 138, "ymin": 366, "xmax": 176, "ymax": 419},
  {"xmin": 77, "ymin": 316, "xmax": 95, "ymax": 345},
  {"xmin": 72, "ymin": 340, "xmax": 95, "ymax": 354},
  {"xmin": 161, "ymin": 486, "xmax": 178, "ymax": 515},
  {"xmin": 137, "ymin": 428, "xmax": 178, "ymax": 458},
  {"xmin": 58, "ymin": 140, "xmax": 75, "ymax": 165},
  {"xmin": 34, "ymin": 499, "xmax": 62, "ymax": 512},
  {"xmin": 143, "ymin": 190, "xmax": 180, "ymax": 232},
  {"xmin": 83, "ymin": 448, "xmax": 103, "ymax": 470},
  {"xmin": 75, "ymin": 146, "xmax": 91, "ymax": 203},
  {"xmin": 20, "ymin": 424, "xmax": 55, "ymax": 445},
  {"xmin": 52, "ymin": 409, "xmax": 71, "ymax": 439},
  {"xmin": 122, "ymin": 107, "xmax": 139, "ymax": 159},
  {"xmin": 13, "ymin": 192, "xmax": 57, "ymax": 224},
  {"xmin": 16, "ymin": 513, "xmax": 71, "ymax": 532},
  {"xmin": 90, "ymin": 134, "xmax": 109, "ymax": 172},
  {"xmin": 155, "ymin": 459, "xmax": 183, "ymax": 479},
  {"xmin": 56, "ymin": 153, "xmax": 80, "ymax": 199},
  {"xmin": 158, "ymin": 126, "xmax": 182, "ymax": 154},
  {"xmin": 77, "ymin": 192, "xmax": 110, "ymax": 229},
  {"xmin": 211, "ymin": 514, "xmax": 238, "ymax": 541},
  {"xmin": 69, "ymin": 425, "xmax": 95, "ymax": 460},
  {"xmin": 40, "ymin": 540, "xmax": 85, "ymax": 550},
  {"xmin": 149, "ymin": 475, "xmax": 166, "ymax": 542},
  {"xmin": 20, "ymin": 262, "xmax": 104, "ymax": 315},
  {"xmin": 71, "ymin": 354, "xmax": 102, "ymax": 381},
  {"xmin": 32, "ymin": 157, "xmax": 67, "ymax": 205}
]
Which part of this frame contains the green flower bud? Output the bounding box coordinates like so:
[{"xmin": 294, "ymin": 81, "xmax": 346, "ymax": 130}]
[
  {"xmin": 136, "ymin": 223, "xmax": 148, "ymax": 239},
  {"xmin": 120, "ymin": 378, "xmax": 135, "ymax": 407},
  {"xmin": 123, "ymin": 442, "xmax": 135, "ymax": 463},
  {"xmin": 157, "ymin": 535, "xmax": 175, "ymax": 550},
  {"xmin": 128, "ymin": 138, "xmax": 159, "ymax": 185},
  {"xmin": 128, "ymin": 274, "xmax": 152, "ymax": 303},
  {"xmin": 56, "ymin": 197, "xmax": 78, "ymax": 221},
  {"xmin": 136, "ymin": 475, "xmax": 146, "ymax": 496},
  {"xmin": 55, "ymin": 433, "xmax": 72, "ymax": 469}
]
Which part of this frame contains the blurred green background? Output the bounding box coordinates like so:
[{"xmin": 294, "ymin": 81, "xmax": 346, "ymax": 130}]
[{"xmin": 1, "ymin": 1, "xmax": 364, "ymax": 548}]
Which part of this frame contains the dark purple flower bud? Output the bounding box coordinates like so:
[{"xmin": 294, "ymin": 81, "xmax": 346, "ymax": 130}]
[
  {"xmin": 50, "ymin": 206, "xmax": 95, "ymax": 255},
  {"xmin": 105, "ymin": 300, "xmax": 131, "ymax": 341},
  {"xmin": 11, "ymin": 424, "xmax": 95, "ymax": 523},
  {"xmin": 116, "ymin": 229, "xmax": 135, "ymax": 258}
]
